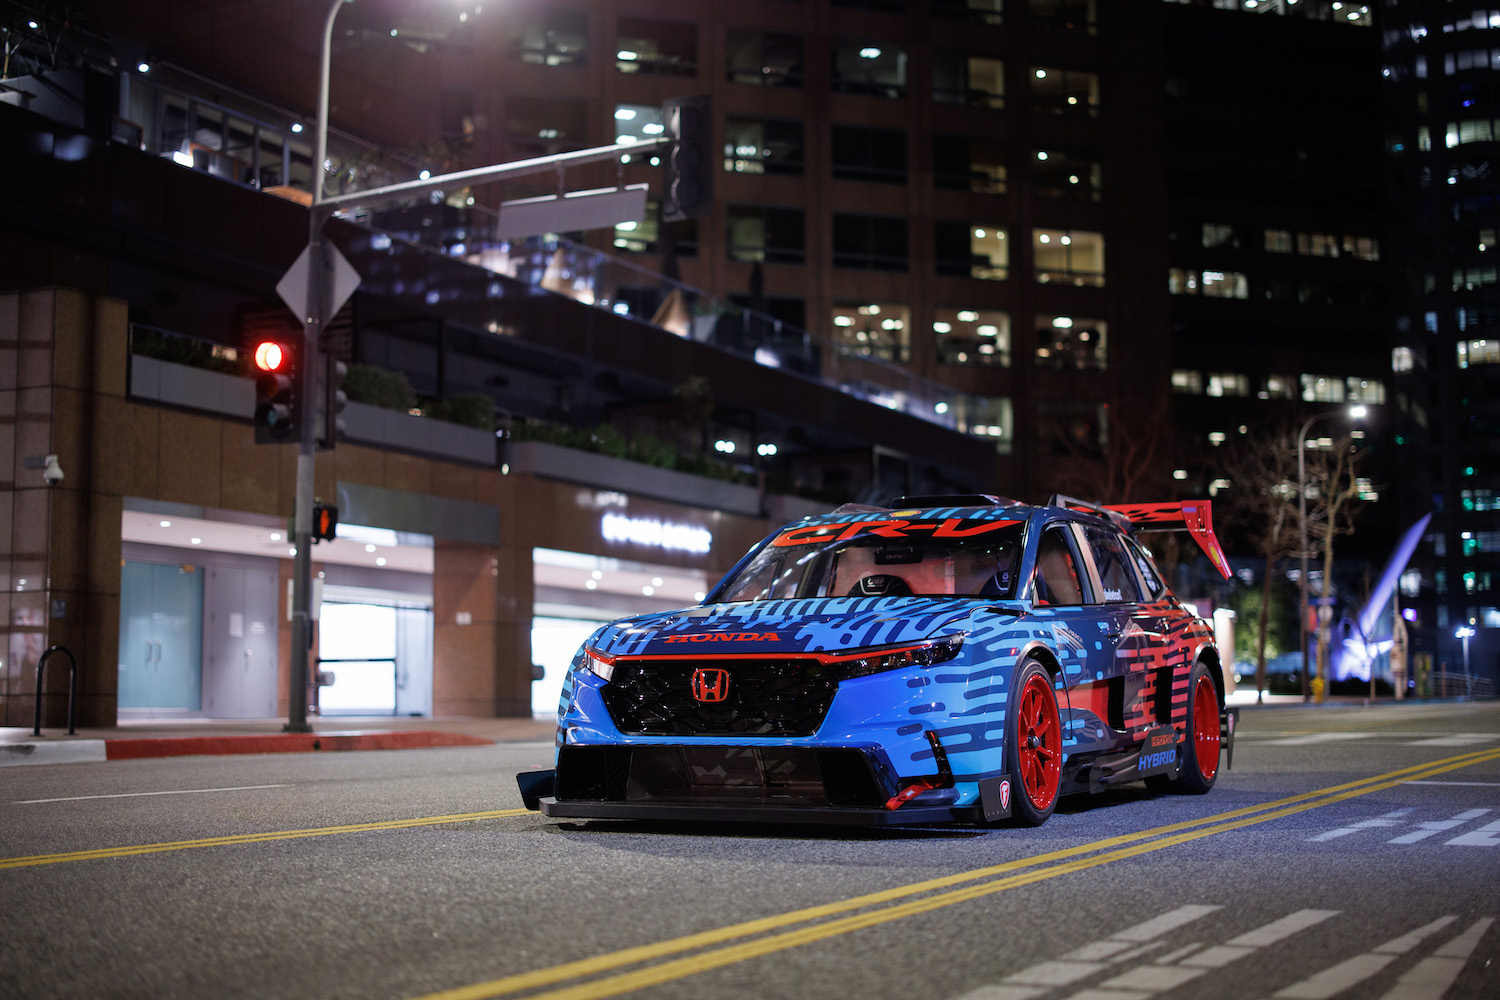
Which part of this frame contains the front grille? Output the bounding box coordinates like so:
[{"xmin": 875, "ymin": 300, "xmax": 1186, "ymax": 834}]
[
  {"xmin": 554, "ymin": 745, "xmax": 886, "ymax": 808},
  {"xmin": 599, "ymin": 658, "xmax": 838, "ymax": 736}
]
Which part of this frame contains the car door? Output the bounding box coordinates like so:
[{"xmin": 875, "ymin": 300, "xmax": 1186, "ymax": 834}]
[{"xmin": 1077, "ymin": 522, "xmax": 1172, "ymax": 738}]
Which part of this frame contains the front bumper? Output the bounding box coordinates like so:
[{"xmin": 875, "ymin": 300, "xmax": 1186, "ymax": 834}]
[{"xmin": 519, "ymin": 742, "xmax": 987, "ymax": 826}]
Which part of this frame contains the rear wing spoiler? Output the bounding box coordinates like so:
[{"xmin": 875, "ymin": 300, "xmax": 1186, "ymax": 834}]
[
  {"xmin": 1052, "ymin": 496, "xmax": 1231, "ymax": 580},
  {"xmin": 1104, "ymin": 501, "xmax": 1232, "ymax": 580}
]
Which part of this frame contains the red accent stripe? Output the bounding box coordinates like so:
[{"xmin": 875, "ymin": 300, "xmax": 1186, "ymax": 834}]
[{"xmin": 103, "ymin": 731, "xmax": 492, "ymax": 760}]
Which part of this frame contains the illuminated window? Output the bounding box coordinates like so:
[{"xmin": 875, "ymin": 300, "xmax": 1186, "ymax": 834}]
[
  {"xmin": 1201, "ymin": 270, "xmax": 1249, "ymax": 298},
  {"xmin": 613, "ymin": 103, "xmax": 663, "ymax": 147},
  {"xmin": 1297, "ymin": 232, "xmax": 1342, "ymax": 258},
  {"xmin": 1453, "ymin": 267, "xmax": 1499, "ymax": 291},
  {"xmin": 935, "ymin": 308, "xmax": 1011, "ymax": 367},
  {"xmin": 935, "ymin": 222, "xmax": 1008, "ymax": 280},
  {"xmin": 1033, "ymin": 148, "xmax": 1102, "ymax": 202},
  {"xmin": 1260, "ymin": 375, "xmax": 1296, "ymax": 399},
  {"xmin": 613, "ymin": 201, "xmax": 698, "ymax": 257},
  {"xmin": 1169, "ymin": 268, "xmax": 1199, "ymax": 295},
  {"xmin": 832, "ymin": 302, "xmax": 911, "ymax": 362},
  {"xmin": 1345, "ymin": 235, "xmax": 1380, "ymax": 261},
  {"xmin": 505, "ymin": 98, "xmax": 588, "ymax": 157},
  {"xmin": 1033, "ymin": 228, "xmax": 1104, "ymax": 286},
  {"xmin": 1462, "ymin": 490, "xmax": 1500, "ymax": 513},
  {"xmin": 1030, "ymin": 66, "xmax": 1099, "ymax": 118},
  {"xmin": 1035, "ymin": 315, "xmax": 1107, "ymax": 370},
  {"xmin": 1206, "ymin": 373, "xmax": 1251, "ymax": 397},
  {"xmin": 509, "ymin": 10, "xmax": 587, "ymax": 67},
  {"xmin": 722, "ymin": 118, "xmax": 804, "ymax": 176},
  {"xmin": 1265, "ymin": 229, "xmax": 1292, "ymax": 253},
  {"xmin": 1457, "ymin": 339, "xmax": 1500, "ymax": 368},
  {"xmin": 934, "ymin": 135, "xmax": 1007, "ymax": 194},
  {"xmin": 1202, "ymin": 223, "xmax": 1237, "ymax": 249},
  {"xmin": 1392, "ymin": 346, "xmax": 1415, "ymax": 372},
  {"xmin": 1172, "ymin": 370, "xmax": 1203, "ymax": 394},
  {"xmin": 944, "ymin": 394, "xmax": 1014, "ymax": 453},
  {"xmin": 725, "ymin": 29, "xmax": 802, "ymax": 87},
  {"xmin": 616, "ymin": 18, "xmax": 697, "ymax": 76},
  {"xmin": 1300, "ymin": 375, "xmax": 1344, "ymax": 403},
  {"xmin": 932, "ymin": 51, "xmax": 1005, "ymax": 108},
  {"xmin": 830, "ymin": 38, "xmax": 907, "ymax": 99}
]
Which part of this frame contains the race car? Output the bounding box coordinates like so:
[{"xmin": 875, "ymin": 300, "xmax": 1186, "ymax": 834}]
[{"xmin": 517, "ymin": 494, "xmax": 1236, "ymax": 827}]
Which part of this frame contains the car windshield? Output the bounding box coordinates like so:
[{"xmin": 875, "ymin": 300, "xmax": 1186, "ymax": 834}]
[{"xmin": 715, "ymin": 519, "xmax": 1026, "ymax": 602}]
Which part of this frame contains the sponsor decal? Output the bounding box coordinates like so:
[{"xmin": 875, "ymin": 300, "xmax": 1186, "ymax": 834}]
[
  {"xmin": 999, "ymin": 779, "xmax": 1011, "ymax": 811},
  {"xmin": 663, "ymin": 632, "xmax": 781, "ymax": 643},
  {"xmin": 770, "ymin": 518, "xmax": 1021, "ymax": 547},
  {"xmin": 1136, "ymin": 725, "xmax": 1180, "ymax": 777},
  {"xmin": 691, "ymin": 667, "xmax": 730, "ymax": 703}
]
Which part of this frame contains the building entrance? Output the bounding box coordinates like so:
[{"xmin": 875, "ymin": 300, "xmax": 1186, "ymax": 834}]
[{"xmin": 118, "ymin": 561, "xmax": 203, "ymax": 715}]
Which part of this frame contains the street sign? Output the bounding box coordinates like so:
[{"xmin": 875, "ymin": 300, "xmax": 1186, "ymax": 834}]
[
  {"xmin": 494, "ymin": 184, "xmax": 649, "ymax": 240},
  {"xmin": 277, "ymin": 242, "xmax": 361, "ymax": 322}
]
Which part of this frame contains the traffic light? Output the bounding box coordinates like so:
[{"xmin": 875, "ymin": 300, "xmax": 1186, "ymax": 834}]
[
  {"xmin": 252, "ymin": 339, "xmax": 300, "ymax": 444},
  {"xmin": 312, "ymin": 501, "xmax": 338, "ymax": 542},
  {"xmin": 661, "ymin": 95, "xmax": 713, "ymax": 222},
  {"xmin": 317, "ymin": 354, "xmax": 348, "ymax": 450}
]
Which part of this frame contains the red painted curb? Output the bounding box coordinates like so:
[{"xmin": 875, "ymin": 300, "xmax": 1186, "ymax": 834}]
[{"xmin": 103, "ymin": 731, "xmax": 494, "ymax": 760}]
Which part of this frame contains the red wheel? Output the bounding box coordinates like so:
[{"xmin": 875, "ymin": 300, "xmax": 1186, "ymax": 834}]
[
  {"xmin": 1189, "ymin": 670, "xmax": 1221, "ymax": 783},
  {"xmin": 1148, "ymin": 661, "xmax": 1220, "ymax": 795},
  {"xmin": 1007, "ymin": 659, "xmax": 1061, "ymax": 825}
]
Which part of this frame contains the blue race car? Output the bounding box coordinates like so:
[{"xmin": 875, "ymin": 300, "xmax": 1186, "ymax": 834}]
[{"xmin": 518, "ymin": 494, "xmax": 1235, "ymax": 827}]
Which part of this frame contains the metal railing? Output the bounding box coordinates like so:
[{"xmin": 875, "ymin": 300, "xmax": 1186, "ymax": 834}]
[{"xmin": 33, "ymin": 645, "xmax": 79, "ymax": 736}]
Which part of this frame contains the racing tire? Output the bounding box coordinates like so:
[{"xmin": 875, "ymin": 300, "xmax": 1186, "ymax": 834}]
[
  {"xmin": 1146, "ymin": 661, "xmax": 1221, "ymax": 795},
  {"xmin": 1007, "ymin": 659, "xmax": 1063, "ymax": 826}
]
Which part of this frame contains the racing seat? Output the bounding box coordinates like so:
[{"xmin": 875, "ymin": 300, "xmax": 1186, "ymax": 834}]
[{"xmin": 846, "ymin": 574, "xmax": 912, "ymax": 597}]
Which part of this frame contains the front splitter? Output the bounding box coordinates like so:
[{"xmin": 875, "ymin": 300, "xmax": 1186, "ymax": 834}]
[{"xmin": 538, "ymin": 796, "xmax": 976, "ymax": 827}]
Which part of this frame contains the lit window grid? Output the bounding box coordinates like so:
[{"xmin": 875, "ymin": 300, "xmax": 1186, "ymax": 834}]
[
  {"xmin": 1029, "ymin": 67, "xmax": 1100, "ymax": 117},
  {"xmin": 1033, "ymin": 150, "xmax": 1102, "ymax": 202},
  {"xmin": 1033, "ymin": 229, "xmax": 1105, "ymax": 286},
  {"xmin": 1458, "ymin": 339, "xmax": 1500, "ymax": 369},
  {"xmin": 832, "ymin": 302, "xmax": 912, "ymax": 363},
  {"xmin": 935, "ymin": 308, "xmax": 1011, "ymax": 367},
  {"xmin": 1034, "ymin": 315, "xmax": 1107, "ymax": 370}
]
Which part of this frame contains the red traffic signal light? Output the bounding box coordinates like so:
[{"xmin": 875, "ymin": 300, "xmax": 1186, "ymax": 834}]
[
  {"xmin": 312, "ymin": 502, "xmax": 338, "ymax": 542},
  {"xmin": 252, "ymin": 339, "xmax": 300, "ymax": 444}
]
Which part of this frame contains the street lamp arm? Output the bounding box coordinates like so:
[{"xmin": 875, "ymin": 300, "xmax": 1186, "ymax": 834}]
[{"xmin": 313, "ymin": 0, "xmax": 347, "ymax": 207}]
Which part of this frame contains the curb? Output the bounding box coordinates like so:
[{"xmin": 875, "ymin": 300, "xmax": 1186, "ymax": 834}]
[{"xmin": 1, "ymin": 730, "xmax": 493, "ymax": 765}]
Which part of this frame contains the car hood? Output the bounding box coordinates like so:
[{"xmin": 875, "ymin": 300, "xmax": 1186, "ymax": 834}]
[{"xmin": 586, "ymin": 597, "xmax": 984, "ymax": 658}]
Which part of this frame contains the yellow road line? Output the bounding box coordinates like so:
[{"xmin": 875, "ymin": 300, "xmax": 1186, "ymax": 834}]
[
  {"xmin": 0, "ymin": 808, "xmax": 532, "ymax": 869},
  {"xmin": 413, "ymin": 747, "xmax": 1500, "ymax": 1000}
]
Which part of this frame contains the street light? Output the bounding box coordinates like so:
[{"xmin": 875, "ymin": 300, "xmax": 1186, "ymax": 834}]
[
  {"xmin": 1297, "ymin": 403, "xmax": 1367, "ymax": 702},
  {"xmin": 1456, "ymin": 625, "xmax": 1475, "ymax": 697}
]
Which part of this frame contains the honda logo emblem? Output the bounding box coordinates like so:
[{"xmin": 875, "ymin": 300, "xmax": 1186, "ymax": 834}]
[{"xmin": 691, "ymin": 667, "xmax": 730, "ymax": 703}]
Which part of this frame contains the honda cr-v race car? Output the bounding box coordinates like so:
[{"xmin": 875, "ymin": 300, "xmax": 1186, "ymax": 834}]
[{"xmin": 518, "ymin": 494, "xmax": 1235, "ymax": 827}]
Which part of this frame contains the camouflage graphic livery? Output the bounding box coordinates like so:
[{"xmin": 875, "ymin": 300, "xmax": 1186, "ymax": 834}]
[{"xmin": 518, "ymin": 494, "xmax": 1235, "ymax": 827}]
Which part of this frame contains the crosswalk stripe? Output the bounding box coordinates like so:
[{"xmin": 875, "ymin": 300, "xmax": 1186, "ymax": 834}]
[
  {"xmin": 1387, "ymin": 810, "xmax": 1491, "ymax": 844},
  {"xmin": 1272, "ymin": 917, "xmax": 1457, "ymax": 999},
  {"xmin": 1377, "ymin": 918, "xmax": 1495, "ymax": 1000}
]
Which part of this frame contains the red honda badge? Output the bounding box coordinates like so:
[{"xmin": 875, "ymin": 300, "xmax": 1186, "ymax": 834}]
[{"xmin": 691, "ymin": 667, "xmax": 730, "ymax": 703}]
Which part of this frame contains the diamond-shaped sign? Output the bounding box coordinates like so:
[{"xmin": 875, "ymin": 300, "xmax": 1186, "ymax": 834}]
[{"xmin": 277, "ymin": 242, "xmax": 361, "ymax": 323}]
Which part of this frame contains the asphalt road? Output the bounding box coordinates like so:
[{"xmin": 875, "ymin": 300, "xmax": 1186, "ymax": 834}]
[{"xmin": 2, "ymin": 701, "xmax": 1497, "ymax": 1000}]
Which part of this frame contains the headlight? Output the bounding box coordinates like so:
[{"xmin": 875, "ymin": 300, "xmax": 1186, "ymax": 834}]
[
  {"xmin": 817, "ymin": 634, "xmax": 964, "ymax": 680},
  {"xmin": 583, "ymin": 648, "xmax": 616, "ymax": 682}
]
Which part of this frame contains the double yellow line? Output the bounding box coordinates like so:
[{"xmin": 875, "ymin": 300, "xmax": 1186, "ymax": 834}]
[
  {"xmin": 415, "ymin": 747, "xmax": 1500, "ymax": 1000},
  {"xmin": 0, "ymin": 808, "xmax": 532, "ymax": 869}
]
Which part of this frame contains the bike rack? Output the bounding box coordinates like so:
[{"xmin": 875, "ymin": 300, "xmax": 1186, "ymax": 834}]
[{"xmin": 33, "ymin": 644, "xmax": 79, "ymax": 737}]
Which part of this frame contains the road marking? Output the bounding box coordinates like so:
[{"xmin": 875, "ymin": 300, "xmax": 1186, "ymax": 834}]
[
  {"xmin": 0, "ymin": 809, "xmax": 532, "ymax": 869},
  {"xmin": 1259, "ymin": 733, "xmax": 1377, "ymax": 746},
  {"xmin": 1377, "ymin": 917, "xmax": 1494, "ymax": 1000},
  {"xmin": 409, "ymin": 748, "xmax": 1500, "ymax": 1000},
  {"xmin": 1307, "ymin": 808, "xmax": 1414, "ymax": 842},
  {"xmin": 12, "ymin": 784, "xmax": 291, "ymax": 804},
  {"xmin": 1060, "ymin": 909, "xmax": 1341, "ymax": 999},
  {"xmin": 1445, "ymin": 818, "xmax": 1500, "ymax": 847},
  {"xmin": 1386, "ymin": 810, "xmax": 1491, "ymax": 844},
  {"xmin": 1407, "ymin": 733, "xmax": 1498, "ymax": 746},
  {"xmin": 1405, "ymin": 781, "xmax": 1500, "ymax": 787},
  {"xmin": 1272, "ymin": 916, "xmax": 1457, "ymax": 999},
  {"xmin": 951, "ymin": 905, "xmax": 1220, "ymax": 999}
]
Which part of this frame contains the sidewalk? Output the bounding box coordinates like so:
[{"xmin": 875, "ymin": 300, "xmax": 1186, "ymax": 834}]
[{"xmin": 0, "ymin": 714, "xmax": 556, "ymax": 766}]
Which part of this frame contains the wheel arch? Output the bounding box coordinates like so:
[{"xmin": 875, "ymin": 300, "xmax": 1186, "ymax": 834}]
[{"xmin": 1195, "ymin": 645, "xmax": 1226, "ymax": 708}]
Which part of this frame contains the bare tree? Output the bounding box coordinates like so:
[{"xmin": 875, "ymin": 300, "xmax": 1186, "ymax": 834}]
[
  {"xmin": 1043, "ymin": 385, "xmax": 1175, "ymax": 505},
  {"xmin": 1218, "ymin": 423, "xmax": 1301, "ymax": 702},
  {"xmin": 1305, "ymin": 433, "xmax": 1366, "ymax": 696}
]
